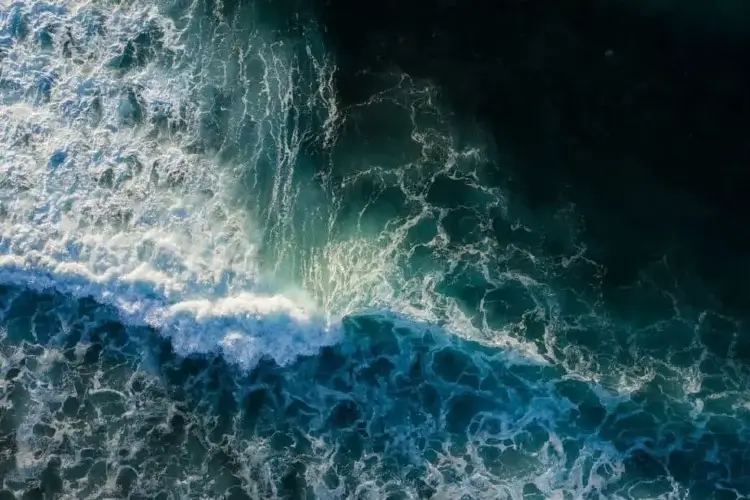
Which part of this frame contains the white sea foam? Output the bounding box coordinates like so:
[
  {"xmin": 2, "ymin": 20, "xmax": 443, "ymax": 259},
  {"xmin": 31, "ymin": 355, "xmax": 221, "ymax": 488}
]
[{"xmin": 0, "ymin": 0, "xmax": 339, "ymax": 368}]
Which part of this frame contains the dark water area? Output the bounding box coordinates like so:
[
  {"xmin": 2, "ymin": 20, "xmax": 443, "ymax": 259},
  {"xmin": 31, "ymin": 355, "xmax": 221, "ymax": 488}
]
[
  {"xmin": 314, "ymin": 0, "xmax": 750, "ymax": 313},
  {"xmin": 2, "ymin": 285, "xmax": 749, "ymax": 499}
]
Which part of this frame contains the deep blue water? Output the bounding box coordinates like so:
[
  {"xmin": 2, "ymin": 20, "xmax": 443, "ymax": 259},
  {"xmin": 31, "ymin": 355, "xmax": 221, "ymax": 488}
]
[{"xmin": 1, "ymin": 1, "xmax": 749, "ymax": 499}]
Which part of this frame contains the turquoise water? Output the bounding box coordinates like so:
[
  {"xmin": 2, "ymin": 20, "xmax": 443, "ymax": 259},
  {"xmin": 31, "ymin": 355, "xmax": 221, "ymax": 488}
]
[{"xmin": 1, "ymin": 1, "xmax": 749, "ymax": 498}]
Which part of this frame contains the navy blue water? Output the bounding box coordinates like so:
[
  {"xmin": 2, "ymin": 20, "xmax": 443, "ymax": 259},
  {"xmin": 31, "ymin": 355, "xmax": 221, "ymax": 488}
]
[{"xmin": 1, "ymin": 1, "xmax": 749, "ymax": 499}]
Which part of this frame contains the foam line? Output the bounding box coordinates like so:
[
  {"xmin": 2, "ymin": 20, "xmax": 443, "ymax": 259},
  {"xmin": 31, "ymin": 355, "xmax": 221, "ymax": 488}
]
[{"xmin": 0, "ymin": 254, "xmax": 340, "ymax": 368}]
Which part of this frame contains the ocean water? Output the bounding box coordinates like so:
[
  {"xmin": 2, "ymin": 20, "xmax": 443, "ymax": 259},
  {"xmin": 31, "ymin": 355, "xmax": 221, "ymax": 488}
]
[{"xmin": 0, "ymin": 1, "xmax": 749, "ymax": 499}]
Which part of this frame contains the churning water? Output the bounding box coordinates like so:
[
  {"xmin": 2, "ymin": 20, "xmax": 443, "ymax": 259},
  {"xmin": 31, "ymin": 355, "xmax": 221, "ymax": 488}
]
[{"xmin": 1, "ymin": 1, "xmax": 748, "ymax": 498}]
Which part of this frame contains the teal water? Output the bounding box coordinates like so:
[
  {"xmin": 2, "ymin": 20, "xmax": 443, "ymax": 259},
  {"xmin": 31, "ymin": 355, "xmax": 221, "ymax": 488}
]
[{"xmin": 1, "ymin": 1, "xmax": 749, "ymax": 499}]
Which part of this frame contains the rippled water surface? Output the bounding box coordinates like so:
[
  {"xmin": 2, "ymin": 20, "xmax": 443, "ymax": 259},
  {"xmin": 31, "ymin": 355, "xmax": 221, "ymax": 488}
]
[{"xmin": 1, "ymin": 1, "xmax": 749, "ymax": 498}]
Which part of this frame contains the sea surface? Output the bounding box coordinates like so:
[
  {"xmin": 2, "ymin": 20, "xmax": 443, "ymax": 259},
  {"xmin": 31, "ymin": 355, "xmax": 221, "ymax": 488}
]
[{"xmin": 1, "ymin": 1, "xmax": 749, "ymax": 499}]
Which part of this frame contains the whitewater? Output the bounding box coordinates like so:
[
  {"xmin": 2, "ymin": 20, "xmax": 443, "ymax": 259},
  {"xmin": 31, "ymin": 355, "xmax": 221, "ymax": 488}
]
[
  {"xmin": 1, "ymin": 0, "xmax": 749, "ymax": 499},
  {"xmin": 0, "ymin": 0, "xmax": 345, "ymax": 368}
]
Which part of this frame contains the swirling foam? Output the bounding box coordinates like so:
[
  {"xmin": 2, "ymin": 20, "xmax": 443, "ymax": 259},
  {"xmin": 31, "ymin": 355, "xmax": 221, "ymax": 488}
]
[{"xmin": 0, "ymin": 0, "xmax": 338, "ymax": 368}]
